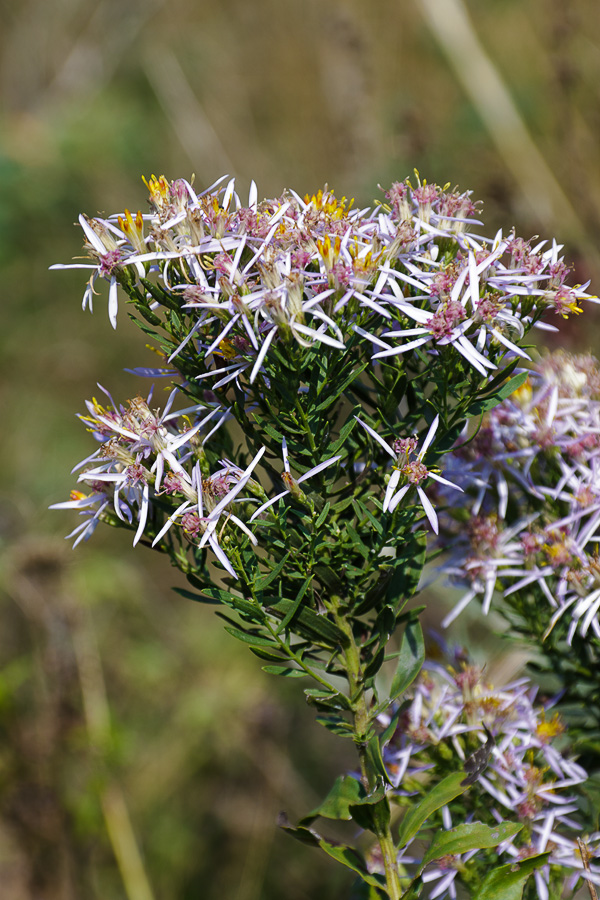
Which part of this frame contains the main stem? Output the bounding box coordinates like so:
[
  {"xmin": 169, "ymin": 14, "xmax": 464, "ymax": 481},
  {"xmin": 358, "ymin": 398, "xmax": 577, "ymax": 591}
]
[{"xmin": 330, "ymin": 598, "xmax": 402, "ymax": 900}]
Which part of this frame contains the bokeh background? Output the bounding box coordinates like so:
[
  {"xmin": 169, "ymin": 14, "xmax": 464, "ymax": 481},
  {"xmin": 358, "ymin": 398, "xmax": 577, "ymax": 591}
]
[{"xmin": 2, "ymin": 1, "xmax": 600, "ymax": 897}]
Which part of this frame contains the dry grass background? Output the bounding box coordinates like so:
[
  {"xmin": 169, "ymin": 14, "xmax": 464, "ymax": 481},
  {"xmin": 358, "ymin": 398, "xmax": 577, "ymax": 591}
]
[{"xmin": 1, "ymin": 1, "xmax": 600, "ymax": 897}]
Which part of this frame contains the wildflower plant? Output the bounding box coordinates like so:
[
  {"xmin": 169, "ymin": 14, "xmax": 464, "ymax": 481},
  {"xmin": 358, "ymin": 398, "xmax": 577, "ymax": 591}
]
[{"xmin": 53, "ymin": 173, "xmax": 600, "ymax": 898}]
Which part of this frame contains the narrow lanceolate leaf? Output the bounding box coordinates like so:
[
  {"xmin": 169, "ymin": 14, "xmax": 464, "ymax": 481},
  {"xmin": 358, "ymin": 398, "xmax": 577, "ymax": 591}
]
[
  {"xmin": 261, "ymin": 665, "xmax": 306, "ymax": 677},
  {"xmin": 472, "ymin": 853, "xmax": 550, "ymax": 900},
  {"xmin": 466, "ymin": 371, "xmax": 528, "ymax": 417},
  {"xmin": 389, "ymin": 618, "xmax": 425, "ymax": 701},
  {"xmin": 268, "ymin": 598, "xmax": 348, "ymax": 646},
  {"xmin": 421, "ymin": 821, "xmax": 523, "ymax": 868},
  {"xmin": 221, "ymin": 626, "xmax": 276, "ymax": 648},
  {"xmin": 276, "ymin": 574, "xmax": 312, "ymax": 633},
  {"xmin": 396, "ymin": 772, "xmax": 468, "ymax": 848},
  {"xmin": 366, "ymin": 733, "xmax": 392, "ymax": 786},
  {"xmin": 253, "ymin": 553, "xmax": 290, "ymax": 591}
]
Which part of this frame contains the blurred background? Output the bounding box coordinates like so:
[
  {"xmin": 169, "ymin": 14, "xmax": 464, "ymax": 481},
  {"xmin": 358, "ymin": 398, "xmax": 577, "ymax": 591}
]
[{"xmin": 2, "ymin": 0, "xmax": 600, "ymax": 897}]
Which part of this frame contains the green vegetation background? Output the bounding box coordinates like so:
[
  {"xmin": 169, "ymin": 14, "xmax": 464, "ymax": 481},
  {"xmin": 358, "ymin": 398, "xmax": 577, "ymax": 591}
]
[{"xmin": 1, "ymin": 1, "xmax": 600, "ymax": 897}]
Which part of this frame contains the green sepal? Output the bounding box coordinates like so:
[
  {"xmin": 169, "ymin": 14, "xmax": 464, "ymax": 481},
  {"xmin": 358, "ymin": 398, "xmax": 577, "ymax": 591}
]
[
  {"xmin": 396, "ymin": 772, "xmax": 468, "ymax": 848},
  {"xmin": 389, "ymin": 618, "xmax": 425, "ymax": 701},
  {"xmin": 472, "ymin": 852, "xmax": 550, "ymax": 900},
  {"xmin": 421, "ymin": 821, "xmax": 523, "ymax": 868}
]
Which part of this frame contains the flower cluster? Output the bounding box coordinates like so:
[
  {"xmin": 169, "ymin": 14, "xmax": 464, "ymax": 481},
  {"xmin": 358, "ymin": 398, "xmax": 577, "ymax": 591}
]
[
  {"xmin": 52, "ymin": 175, "xmax": 597, "ymax": 557},
  {"xmin": 437, "ymin": 350, "xmax": 600, "ymax": 642},
  {"xmin": 51, "ymin": 386, "xmax": 339, "ymax": 576},
  {"xmin": 52, "ymin": 174, "xmax": 600, "ymax": 899},
  {"xmin": 379, "ymin": 657, "xmax": 600, "ymax": 899},
  {"xmin": 52, "ymin": 175, "xmax": 594, "ymax": 390}
]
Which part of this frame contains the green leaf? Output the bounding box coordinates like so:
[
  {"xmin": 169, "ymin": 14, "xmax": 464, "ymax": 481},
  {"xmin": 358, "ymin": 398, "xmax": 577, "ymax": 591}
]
[
  {"xmin": 327, "ymin": 415, "xmax": 357, "ymax": 456},
  {"xmin": 301, "ymin": 775, "xmax": 364, "ymax": 823},
  {"xmin": 349, "ymin": 877, "xmax": 387, "ymax": 900},
  {"xmin": 315, "ymin": 714, "xmax": 356, "ymax": 736},
  {"xmin": 254, "ymin": 554, "xmax": 290, "ymax": 591},
  {"xmin": 172, "ymin": 587, "xmax": 220, "ymax": 604},
  {"xmin": 496, "ymin": 370, "xmax": 528, "ymax": 400},
  {"xmin": 466, "ymin": 371, "xmax": 528, "ymax": 417},
  {"xmin": 389, "ymin": 618, "xmax": 425, "ymax": 700},
  {"xmin": 364, "ymin": 646, "xmax": 386, "ymax": 683},
  {"xmin": 268, "ymin": 598, "xmax": 348, "ymax": 647},
  {"xmin": 262, "ymin": 665, "xmax": 307, "ymax": 677},
  {"xmin": 133, "ymin": 303, "xmax": 162, "ymax": 326},
  {"xmin": 366, "ymin": 733, "xmax": 392, "ymax": 786},
  {"xmin": 249, "ymin": 646, "xmax": 287, "ymax": 662},
  {"xmin": 348, "ymin": 781, "xmax": 389, "ymax": 833},
  {"xmin": 346, "ymin": 523, "xmax": 370, "ymax": 560},
  {"xmin": 399, "ymin": 877, "xmax": 424, "ymax": 900},
  {"xmin": 304, "ymin": 689, "xmax": 352, "ymax": 712},
  {"xmin": 396, "ymin": 772, "xmax": 468, "ymax": 848},
  {"xmin": 315, "ymin": 362, "xmax": 369, "ymax": 411},
  {"xmin": 140, "ymin": 276, "xmax": 180, "ymax": 310},
  {"xmin": 315, "ymin": 502, "xmax": 331, "ymax": 529},
  {"xmin": 386, "ymin": 532, "xmax": 427, "ymax": 611},
  {"xmin": 222, "ymin": 626, "xmax": 276, "ymax": 648},
  {"xmin": 316, "ymin": 838, "xmax": 386, "ymax": 890},
  {"xmin": 421, "ymin": 821, "xmax": 523, "ymax": 868},
  {"xmin": 277, "ymin": 817, "xmax": 320, "ymax": 847},
  {"xmin": 277, "ymin": 575, "xmax": 312, "ymax": 634},
  {"xmin": 349, "ymin": 794, "xmax": 390, "ymax": 834},
  {"xmin": 473, "ymin": 853, "xmax": 550, "ymax": 900}
]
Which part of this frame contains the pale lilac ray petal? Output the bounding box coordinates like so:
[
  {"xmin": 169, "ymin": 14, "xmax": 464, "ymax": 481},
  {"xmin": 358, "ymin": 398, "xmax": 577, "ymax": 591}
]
[
  {"xmin": 417, "ymin": 486, "xmax": 438, "ymax": 533},
  {"xmin": 296, "ymin": 455, "xmax": 341, "ymax": 483},
  {"xmin": 249, "ymin": 490, "xmax": 289, "ymax": 522},
  {"xmin": 250, "ymin": 328, "xmax": 277, "ymax": 383},
  {"xmin": 133, "ymin": 483, "xmax": 150, "ymax": 545},
  {"xmin": 420, "ymin": 415, "xmax": 439, "ymax": 457},
  {"xmin": 354, "ymin": 417, "xmax": 395, "ymax": 457}
]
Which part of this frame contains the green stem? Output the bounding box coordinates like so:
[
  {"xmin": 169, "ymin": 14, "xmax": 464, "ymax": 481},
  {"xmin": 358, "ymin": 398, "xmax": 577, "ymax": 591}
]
[{"xmin": 329, "ymin": 597, "xmax": 402, "ymax": 900}]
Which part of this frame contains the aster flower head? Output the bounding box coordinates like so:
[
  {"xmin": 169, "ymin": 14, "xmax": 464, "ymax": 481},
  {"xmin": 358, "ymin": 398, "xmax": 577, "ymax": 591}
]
[{"xmin": 355, "ymin": 415, "xmax": 462, "ymax": 532}]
